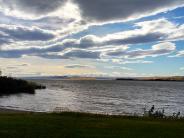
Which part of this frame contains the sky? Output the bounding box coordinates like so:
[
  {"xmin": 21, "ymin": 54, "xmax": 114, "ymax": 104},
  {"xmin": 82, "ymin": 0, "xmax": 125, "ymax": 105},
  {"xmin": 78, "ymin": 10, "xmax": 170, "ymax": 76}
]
[{"xmin": 0, "ymin": 0, "xmax": 184, "ymax": 77}]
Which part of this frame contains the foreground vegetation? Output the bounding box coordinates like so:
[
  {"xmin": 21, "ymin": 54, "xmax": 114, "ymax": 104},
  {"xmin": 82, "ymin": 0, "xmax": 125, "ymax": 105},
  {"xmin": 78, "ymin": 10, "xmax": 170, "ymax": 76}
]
[
  {"xmin": 0, "ymin": 112, "xmax": 184, "ymax": 138},
  {"xmin": 0, "ymin": 76, "xmax": 46, "ymax": 95}
]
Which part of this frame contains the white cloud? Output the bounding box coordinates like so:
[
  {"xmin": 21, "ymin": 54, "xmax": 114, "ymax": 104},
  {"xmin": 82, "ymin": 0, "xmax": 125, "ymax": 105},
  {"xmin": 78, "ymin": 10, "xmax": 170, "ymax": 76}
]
[
  {"xmin": 152, "ymin": 42, "xmax": 176, "ymax": 50},
  {"xmin": 105, "ymin": 66, "xmax": 133, "ymax": 71},
  {"xmin": 104, "ymin": 42, "xmax": 176, "ymax": 59},
  {"xmin": 99, "ymin": 59, "xmax": 153, "ymax": 65},
  {"xmin": 172, "ymin": 50, "xmax": 184, "ymax": 57},
  {"xmin": 64, "ymin": 64, "xmax": 95, "ymax": 69},
  {"xmin": 0, "ymin": 0, "xmax": 68, "ymax": 19},
  {"xmin": 1, "ymin": 18, "xmax": 182, "ymax": 61}
]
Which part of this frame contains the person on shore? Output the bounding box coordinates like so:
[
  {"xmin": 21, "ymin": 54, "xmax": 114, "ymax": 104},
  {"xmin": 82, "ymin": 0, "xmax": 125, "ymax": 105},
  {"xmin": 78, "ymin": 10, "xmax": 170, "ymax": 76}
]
[{"xmin": 149, "ymin": 105, "xmax": 155, "ymax": 116}]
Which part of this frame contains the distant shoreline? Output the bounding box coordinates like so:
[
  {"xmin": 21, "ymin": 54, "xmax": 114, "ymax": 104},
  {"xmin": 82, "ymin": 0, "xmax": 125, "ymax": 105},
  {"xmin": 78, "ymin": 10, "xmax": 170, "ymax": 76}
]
[
  {"xmin": 23, "ymin": 76, "xmax": 184, "ymax": 81},
  {"xmin": 116, "ymin": 78, "xmax": 184, "ymax": 82}
]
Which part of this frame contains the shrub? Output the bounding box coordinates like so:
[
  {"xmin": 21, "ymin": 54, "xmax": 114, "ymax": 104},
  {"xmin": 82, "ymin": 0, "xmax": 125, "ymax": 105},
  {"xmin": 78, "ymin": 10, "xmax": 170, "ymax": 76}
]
[{"xmin": 0, "ymin": 76, "xmax": 46, "ymax": 95}]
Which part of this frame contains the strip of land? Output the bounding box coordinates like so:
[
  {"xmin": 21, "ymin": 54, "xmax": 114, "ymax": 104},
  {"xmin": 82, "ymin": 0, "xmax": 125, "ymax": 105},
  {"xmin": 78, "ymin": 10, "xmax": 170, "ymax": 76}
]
[{"xmin": 0, "ymin": 111, "xmax": 184, "ymax": 138}]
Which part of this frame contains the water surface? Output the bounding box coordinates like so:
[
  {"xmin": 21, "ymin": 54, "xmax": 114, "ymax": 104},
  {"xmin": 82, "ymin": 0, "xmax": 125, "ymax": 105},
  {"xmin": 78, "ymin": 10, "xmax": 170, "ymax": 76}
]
[{"xmin": 0, "ymin": 80, "xmax": 184, "ymax": 116}]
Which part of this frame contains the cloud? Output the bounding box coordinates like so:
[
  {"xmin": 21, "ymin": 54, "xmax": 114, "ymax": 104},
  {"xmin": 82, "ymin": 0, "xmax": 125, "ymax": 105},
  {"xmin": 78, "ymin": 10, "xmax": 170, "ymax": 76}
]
[
  {"xmin": 0, "ymin": 19, "xmax": 181, "ymax": 60},
  {"xmin": 173, "ymin": 50, "xmax": 184, "ymax": 57},
  {"xmin": 180, "ymin": 67, "xmax": 184, "ymax": 71},
  {"xmin": 60, "ymin": 49, "xmax": 100, "ymax": 59},
  {"xmin": 105, "ymin": 66, "xmax": 133, "ymax": 71},
  {"xmin": 152, "ymin": 43, "xmax": 175, "ymax": 51},
  {"xmin": 48, "ymin": 18, "xmax": 182, "ymax": 50},
  {"xmin": 24, "ymin": 49, "xmax": 101, "ymax": 59},
  {"xmin": 102, "ymin": 18, "xmax": 184, "ymax": 45},
  {"xmin": 64, "ymin": 64, "xmax": 95, "ymax": 69},
  {"xmin": 0, "ymin": 0, "xmax": 183, "ymax": 77},
  {"xmin": 168, "ymin": 24, "xmax": 184, "ymax": 41},
  {"xmin": 0, "ymin": 24, "xmax": 55, "ymax": 42},
  {"xmin": 105, "ymin": 33, "xmax": 164, "ymax": 46},
  {"xmin": 1, "ymin": 0, "xmax": 183, "ymax": 23},
  {"xmin": 104, "ymin": 42, "xmax": 176, "ymax": 59},
  {"xmin": 0, "ymin": 0, "xmax": 67, "ymax": 17},
  {"xmin": 120, "ymin": 60, "xmax": 153, "ymax": 64},
  {"xmin": 19, "ymin": 63, "xmax": 29, "ymax": 66},
  {"xmin": 5, "ymin": 64, "xmax": 29, "ymax": 68},
  {"xmin": 0, "ymin": 37, "xmax": 11, "ymax": 45},
  {"xmin": 73, "ymin": 0, "xmax": 184, "ymax": 22}
]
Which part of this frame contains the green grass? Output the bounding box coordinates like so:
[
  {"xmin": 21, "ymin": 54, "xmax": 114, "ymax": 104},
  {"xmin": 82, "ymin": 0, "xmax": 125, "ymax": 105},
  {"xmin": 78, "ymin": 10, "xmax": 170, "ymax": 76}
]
[{"xmin": 0, "ymin": 112, "xmax": 184, "ymax": 138}]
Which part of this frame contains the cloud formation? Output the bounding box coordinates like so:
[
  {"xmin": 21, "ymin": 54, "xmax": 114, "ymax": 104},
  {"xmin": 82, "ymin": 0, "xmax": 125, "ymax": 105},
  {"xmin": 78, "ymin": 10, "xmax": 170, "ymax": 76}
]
[
  {"xmin": 0, "ymin": 24, "xmax": 55, "ymax": 42},
  {"xmin": 174, "ymin": 50, "xmax": 184, "ymax": 57},
  {"xmin": 0, "ymin": 0, "xmax": 184, "ymax": 77},
  {"xmin": 0, "ymin": 0, "xmax": 67, "ymax": 17},
  {"xmin": 0, "ymin": 18, "xmax": 183, "ymax": 60},
  {"xmin": 73, "ymin": 0, "xmax": 184, "ymax": 22},
  {"xmin": 64, "ymin": 64, "xmax": 95, "ymax": 69},
  {"xmin": 104, "ymin": 42, "xmax": 176, "ymax": 59}
]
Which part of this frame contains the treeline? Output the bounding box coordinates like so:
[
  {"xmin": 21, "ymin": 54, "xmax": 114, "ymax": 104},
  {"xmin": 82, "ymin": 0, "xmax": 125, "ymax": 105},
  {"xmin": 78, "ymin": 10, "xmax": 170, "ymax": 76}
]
[
  {"xmin": 0, "ymin": 76, "xmax": 46, "ymax": 95},
  {"xmin": 141, "ymin": 76, "xmax": 184, "ymax": 81}
]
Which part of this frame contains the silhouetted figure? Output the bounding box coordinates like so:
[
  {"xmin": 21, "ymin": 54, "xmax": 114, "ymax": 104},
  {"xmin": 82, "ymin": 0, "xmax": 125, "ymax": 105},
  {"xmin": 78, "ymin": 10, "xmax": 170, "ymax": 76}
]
[
  {"xmin": 150, "ymin": 105, "xmax": 155, "ymax": 112},
  {"xmin": 149, "ymin": 105, "xmax": 155, "ymax": 116},
  {"xmin": 176, "ymin": 111, "xmax": 180, "ymax": 118},
  {"xmin": 162, "ymin": 109, "xmax": 165, "ymax": 114},
  {"xmin": 173, "ymin": 111, "xmax": 181, "ymax": 118}
]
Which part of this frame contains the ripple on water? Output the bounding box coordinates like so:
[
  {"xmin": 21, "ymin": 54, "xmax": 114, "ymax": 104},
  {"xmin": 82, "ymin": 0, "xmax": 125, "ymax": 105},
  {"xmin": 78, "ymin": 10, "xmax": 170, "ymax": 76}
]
[{"xmin": 0, "ymin": 80, "xmax": 184, "ymax": 116}]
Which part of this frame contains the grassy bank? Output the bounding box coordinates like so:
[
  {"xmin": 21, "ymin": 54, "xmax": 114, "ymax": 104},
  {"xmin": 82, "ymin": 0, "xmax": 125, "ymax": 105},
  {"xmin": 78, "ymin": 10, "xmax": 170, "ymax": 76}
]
[{"xmin": 0, "ymin": 112, "xmax": 184, "ymax": 138}]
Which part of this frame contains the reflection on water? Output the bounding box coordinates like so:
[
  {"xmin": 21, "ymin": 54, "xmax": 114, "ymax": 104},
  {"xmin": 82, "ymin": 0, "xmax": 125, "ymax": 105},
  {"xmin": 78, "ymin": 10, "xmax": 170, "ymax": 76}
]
[{"xmin": 0, "ymin": 80, "xmax": 184, "ymax": 116}]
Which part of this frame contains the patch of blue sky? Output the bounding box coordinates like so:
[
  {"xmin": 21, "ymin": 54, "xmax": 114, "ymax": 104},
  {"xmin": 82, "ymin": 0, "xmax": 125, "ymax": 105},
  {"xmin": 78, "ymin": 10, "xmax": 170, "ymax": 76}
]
[
  {"xmin": 128, "ymin": 41, "xmax": 184, "ymax": 53},
  {"xmin": 127, "ymin": 42, "xmax": 157, "ymax": 51},
  {"xmin": 127, "ymin": 55, "xmax": 184, "ymax": 76},
  {"xmin": 174, "ymin": 41, "xmax": 184, "ymax": 51},
  {"xmin": 133, "ymin": 7, "xmax": 184, "ymax": 24},
  {"xmin": 71, "ymin": 22, "xmax": 136, "ymax": 39}
]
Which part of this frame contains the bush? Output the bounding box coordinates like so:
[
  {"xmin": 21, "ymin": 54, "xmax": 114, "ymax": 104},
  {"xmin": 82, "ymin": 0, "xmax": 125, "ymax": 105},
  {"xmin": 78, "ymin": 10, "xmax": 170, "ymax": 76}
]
[
  {"xmin": 0, "ymin": 76, "xmax": 46, "ymax": 95},
  {"xmin": 143, "ymin": 105, "xmax": 181, "ymax": 119}
]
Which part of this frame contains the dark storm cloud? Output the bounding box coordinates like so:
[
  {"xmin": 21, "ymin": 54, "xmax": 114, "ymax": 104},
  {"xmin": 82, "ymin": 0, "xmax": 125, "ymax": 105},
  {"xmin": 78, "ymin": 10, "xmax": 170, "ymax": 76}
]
[
  {"xmin": 73, "ymin": 0, "xmax": 184, "ymax": 22},
  {"xmin": 1, "ymin": 0, "xmax": 67, "ymax": 15},
  {"xmin": 0, "ymin": 26, "xmax": 55, "ymax": 41}
]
